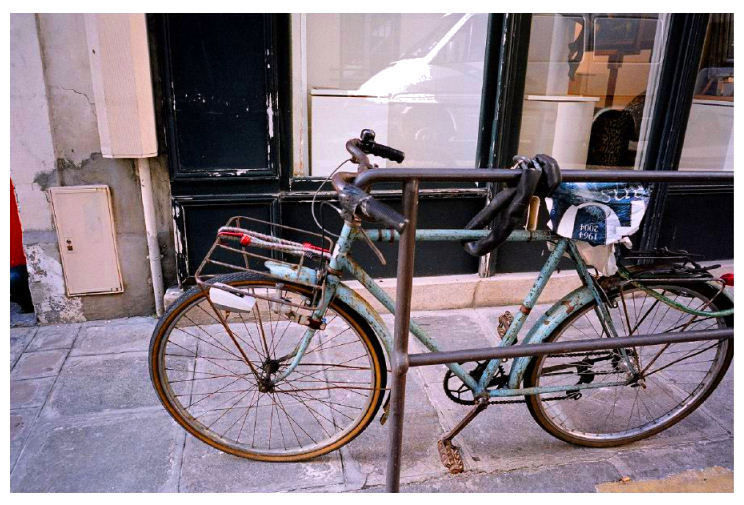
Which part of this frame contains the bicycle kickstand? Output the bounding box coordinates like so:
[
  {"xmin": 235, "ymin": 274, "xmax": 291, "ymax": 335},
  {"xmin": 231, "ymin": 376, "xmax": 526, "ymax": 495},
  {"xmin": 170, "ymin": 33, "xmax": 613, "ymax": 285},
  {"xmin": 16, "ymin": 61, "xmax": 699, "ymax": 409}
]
[{"xmin": 437, "ymin": 396, "xmax": 489, "ymax": 474}]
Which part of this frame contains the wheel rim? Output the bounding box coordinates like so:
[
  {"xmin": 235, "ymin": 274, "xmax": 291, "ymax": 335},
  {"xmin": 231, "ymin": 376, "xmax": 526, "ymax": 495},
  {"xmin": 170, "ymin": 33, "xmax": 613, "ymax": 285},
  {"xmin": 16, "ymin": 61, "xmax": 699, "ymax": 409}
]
[
  {"xmin": 530, "ymin": 284, "xmax": 729, "ymax": 442},
  {"xmin": 154, "ymin": 281, "xmax": 383, "ymax": 458}
]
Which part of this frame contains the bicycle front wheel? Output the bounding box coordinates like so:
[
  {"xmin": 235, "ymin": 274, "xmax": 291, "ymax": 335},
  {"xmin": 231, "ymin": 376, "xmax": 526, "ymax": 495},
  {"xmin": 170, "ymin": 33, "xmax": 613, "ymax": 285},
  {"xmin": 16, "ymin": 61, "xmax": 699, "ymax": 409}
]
[
  {"xmin": 149, "ymin": 273, "xmax": 387, "ymax": 461},
  {"xmin": 524, "ymin": 279, "xmax": 732, "ymax": 447}
]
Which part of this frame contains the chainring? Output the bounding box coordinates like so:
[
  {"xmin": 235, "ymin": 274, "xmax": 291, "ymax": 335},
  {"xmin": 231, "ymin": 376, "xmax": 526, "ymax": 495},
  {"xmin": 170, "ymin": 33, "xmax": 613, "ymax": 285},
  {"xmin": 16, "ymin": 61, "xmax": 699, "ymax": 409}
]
[{"xmin": 443, "ymin": 361, "xmax": 509, "ymax": 405}]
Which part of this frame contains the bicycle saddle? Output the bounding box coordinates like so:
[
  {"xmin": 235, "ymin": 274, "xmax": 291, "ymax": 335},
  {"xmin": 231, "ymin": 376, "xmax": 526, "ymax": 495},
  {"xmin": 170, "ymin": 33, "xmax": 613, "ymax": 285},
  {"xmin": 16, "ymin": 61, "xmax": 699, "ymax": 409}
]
[{"xmin": 463, "ymin": 154, "xmax": 561, "ymax": 257}]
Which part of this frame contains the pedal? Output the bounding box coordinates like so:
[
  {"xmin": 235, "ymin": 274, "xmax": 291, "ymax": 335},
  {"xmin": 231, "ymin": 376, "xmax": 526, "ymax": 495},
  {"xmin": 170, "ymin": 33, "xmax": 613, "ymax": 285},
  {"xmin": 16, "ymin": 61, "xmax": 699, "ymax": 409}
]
[
  {"xmin": 497, "ymin": 310, "xmax": 514, "ymax": 339},
  {"xmin": 437, "ymin": 439, "xmax": 464, "ymax": 474}
]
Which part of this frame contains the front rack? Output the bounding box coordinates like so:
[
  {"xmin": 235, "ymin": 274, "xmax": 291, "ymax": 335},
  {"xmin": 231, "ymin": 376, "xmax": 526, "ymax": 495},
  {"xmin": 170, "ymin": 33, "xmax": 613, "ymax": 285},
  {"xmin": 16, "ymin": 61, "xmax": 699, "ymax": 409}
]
[{"xmin": 194, "ymin": 215, "xmax": 335, "ymax": 314}]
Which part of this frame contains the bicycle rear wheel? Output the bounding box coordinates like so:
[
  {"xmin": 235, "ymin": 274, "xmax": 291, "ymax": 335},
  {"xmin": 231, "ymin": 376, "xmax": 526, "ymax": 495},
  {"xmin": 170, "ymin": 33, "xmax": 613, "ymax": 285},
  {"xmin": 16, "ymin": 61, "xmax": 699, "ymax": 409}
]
[
  {"xmin": 149, "ymin": 273, "xmax": 387, "ymax": 461},
  {"xmin": 524, "ymin": 279, "xmax": 732, "ymax": 447}
]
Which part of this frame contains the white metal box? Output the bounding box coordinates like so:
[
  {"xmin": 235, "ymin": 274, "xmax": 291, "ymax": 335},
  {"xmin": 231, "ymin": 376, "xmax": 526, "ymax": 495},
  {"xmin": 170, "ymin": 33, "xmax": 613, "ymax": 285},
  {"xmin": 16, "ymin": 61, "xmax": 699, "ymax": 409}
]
[
  {"xmin": 85, "ymin": 13, "xmax": 158, "ymax": 158},
  {"xmin": 48, "ymin": 185, "xmax": 124, "ymax": 296}
]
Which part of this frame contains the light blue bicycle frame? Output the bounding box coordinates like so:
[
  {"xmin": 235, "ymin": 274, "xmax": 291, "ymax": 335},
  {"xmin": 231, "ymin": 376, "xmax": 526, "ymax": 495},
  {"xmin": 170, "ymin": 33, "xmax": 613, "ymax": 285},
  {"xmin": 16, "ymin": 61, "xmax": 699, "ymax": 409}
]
[{"xmin": 268, "ymin": 221, "xmax": 635, "ymax": 400}]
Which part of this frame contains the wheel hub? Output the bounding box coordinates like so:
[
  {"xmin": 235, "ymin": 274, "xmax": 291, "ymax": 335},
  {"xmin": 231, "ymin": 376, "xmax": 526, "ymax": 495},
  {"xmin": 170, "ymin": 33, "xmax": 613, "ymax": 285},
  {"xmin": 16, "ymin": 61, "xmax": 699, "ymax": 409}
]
[{"xmin": 257, "ymin": 358, "xmax": 281, "ymax": 393}]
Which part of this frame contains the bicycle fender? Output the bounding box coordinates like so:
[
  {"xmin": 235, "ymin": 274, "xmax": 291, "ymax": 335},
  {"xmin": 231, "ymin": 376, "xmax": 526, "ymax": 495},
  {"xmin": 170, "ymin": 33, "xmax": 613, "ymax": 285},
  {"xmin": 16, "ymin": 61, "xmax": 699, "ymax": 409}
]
[
  {"xmin": 333, "ymin": 284, "xmax": 394, "ymax": 358},
  {"xmin": 507, "ymin": 286, "xmax": 596, "ymax": 389}
]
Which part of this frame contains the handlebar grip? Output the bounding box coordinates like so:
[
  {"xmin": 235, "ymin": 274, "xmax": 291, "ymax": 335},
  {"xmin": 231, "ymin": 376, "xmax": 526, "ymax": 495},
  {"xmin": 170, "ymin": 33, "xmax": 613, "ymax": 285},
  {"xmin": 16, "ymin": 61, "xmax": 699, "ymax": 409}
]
[
  {"xmin": 367, "ymin": 142, "xmax": 405, "ymax": 163},
  {"xmin": 360, "ymin": 197, "xmax": 408, "ymax": 233}
]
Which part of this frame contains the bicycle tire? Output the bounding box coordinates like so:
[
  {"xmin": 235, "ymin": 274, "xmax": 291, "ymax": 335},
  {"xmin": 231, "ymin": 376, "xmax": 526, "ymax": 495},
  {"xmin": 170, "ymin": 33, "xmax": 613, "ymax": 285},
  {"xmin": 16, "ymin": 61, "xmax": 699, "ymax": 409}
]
[
  {"xmin": 524, "ymin": 278, "xmax": 732, "ymax": 448},
  {"xmin": 149, "ymin": 272, "xmax": 387, "ymax": 461}
]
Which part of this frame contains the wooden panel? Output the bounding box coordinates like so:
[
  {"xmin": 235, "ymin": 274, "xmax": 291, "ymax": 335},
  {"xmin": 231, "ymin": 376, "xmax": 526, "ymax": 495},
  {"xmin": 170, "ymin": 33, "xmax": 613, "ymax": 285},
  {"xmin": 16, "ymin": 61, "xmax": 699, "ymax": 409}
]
[
  {"xmin": 49, "ymin": 186, "xmax": 123, "ymax": 295},
  {"xmin": 163, "ymin": 14, "xmax": 277, "ymax": 178},
  {"xmin": 657, "ymin": 189, "xmax": 733, "ymax": 260},
  {"xmin": 174, "ymin": 198, "xmax": 276, "ymax": 281}
]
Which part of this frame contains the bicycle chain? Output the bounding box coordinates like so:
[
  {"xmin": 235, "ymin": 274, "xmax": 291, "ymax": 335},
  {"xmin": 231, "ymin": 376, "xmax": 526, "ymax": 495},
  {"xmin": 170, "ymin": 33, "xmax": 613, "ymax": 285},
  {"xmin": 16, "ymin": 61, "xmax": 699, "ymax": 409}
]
[
  {"xmin": 485, "ymin": 393, "xmax": 581, "ymax": 405},
  {"xmin": 443, "ymin": 351, "xmax": 614, "ymax": 406}
]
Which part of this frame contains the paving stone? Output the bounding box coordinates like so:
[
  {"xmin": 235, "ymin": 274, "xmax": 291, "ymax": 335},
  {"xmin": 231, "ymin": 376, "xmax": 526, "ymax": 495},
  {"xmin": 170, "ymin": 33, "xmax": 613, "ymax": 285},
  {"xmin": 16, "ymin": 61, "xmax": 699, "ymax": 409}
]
[
  {"xmin": 10, "ymin": 327, "xmax": 37, "ymax": 369},
  {"xmin": 11, "ymin": 302, "xmax": 37, "ymax": 327},
  {"xmin": 44, "ymin": 353, "xmax": 162, "ymax": 418},
  {"xmin": 11, "ymin": 349, "xmax": 67, "ymax": 380},
  {"xmin": 597, "ymin": 466, "xmax": 733, "ymax": 492},
  {"xmin": 11, "ymin": 407, "xmax": 40, "ymax": 470},
  {"xmin": 364, "ymin": 460, "xmax": 622, "ymax": 492},
  {"xmin": 408, "ymin": 311, "xmax": 496, "ymax": 407},
  {"xmin": 5, "ymin": 308, "xmax": 733, "ymax": 493},
  {"xmin": 11, "ymin": 377, "xmax": 56, "ymax": 409},
  {"xmin": 413, "ymin": 310, "xmax": 495, "ymax": 352},
  {"xmin": 10, "ymin": 411, "xmax": 182, "ymax": 492},
  {"xmin": 435, "ymin": 389, "xmax": 730, "ymax": 476},
  {"xmin": 340, "ymin": 372, "xmax": 447, "ymax": 488},
  {"xmin": 98, "ymin": 315, "xmax": 158, "ymax": 326},
  {"xmin": 26, "ymin": 324, "xmax": 79, "ymax": 352},
  {"xmin": 179, "ymin": 435, "xmax": 344, "ymax": 492},
  {"xmin": 73, "ymin": 318, "xmax": 156, "ymax": 355},
  {"xmin": 696, "ymin": 366, "xmax": 733, "ymax": 431},
  {"xmin": 607, "ymin": 439, "xmax": 734, "ymax": 481},
  {"xmin": 438, "ymin": 401, "xmax": 599, "ymax": 472}
]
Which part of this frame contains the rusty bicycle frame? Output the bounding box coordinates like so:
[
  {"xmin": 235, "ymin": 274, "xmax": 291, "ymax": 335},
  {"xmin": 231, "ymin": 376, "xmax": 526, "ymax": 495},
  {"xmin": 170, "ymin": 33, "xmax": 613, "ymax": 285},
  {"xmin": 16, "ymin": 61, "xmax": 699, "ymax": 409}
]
[{"xmin": 347, "ymin": 168, "xmax": 734, "ymax": 492}]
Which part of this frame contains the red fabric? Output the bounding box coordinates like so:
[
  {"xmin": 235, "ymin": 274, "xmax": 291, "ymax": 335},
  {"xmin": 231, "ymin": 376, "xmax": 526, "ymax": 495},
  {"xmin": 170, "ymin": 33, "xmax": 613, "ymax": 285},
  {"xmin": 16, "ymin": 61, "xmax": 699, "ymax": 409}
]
[{"xmin": 10, "ymin": 179, "xmax": 26, "ymax": 267}]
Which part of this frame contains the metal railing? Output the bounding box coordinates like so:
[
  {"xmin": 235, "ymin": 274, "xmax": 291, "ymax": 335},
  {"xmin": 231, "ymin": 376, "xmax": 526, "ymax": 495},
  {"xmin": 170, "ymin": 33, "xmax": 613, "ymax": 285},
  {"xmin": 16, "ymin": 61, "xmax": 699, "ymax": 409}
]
[{"xmin": 354, "ymin": 168, "xmax": 734, "ymax": 492}]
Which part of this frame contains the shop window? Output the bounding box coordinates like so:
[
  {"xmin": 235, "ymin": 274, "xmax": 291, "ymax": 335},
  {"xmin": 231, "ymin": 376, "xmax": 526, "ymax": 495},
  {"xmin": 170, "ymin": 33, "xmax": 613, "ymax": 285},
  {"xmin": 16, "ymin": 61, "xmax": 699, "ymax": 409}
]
[
  {"xmin": 291, "ymin": 14, "xmax": 489, "ymax": 177},
  {"xmin": 678, "ymin": 14, "xmax": 734, "ymax": 171},
  {"xmin": 517, "ymin": 13, "xmax": 667, "ymax": 170}
]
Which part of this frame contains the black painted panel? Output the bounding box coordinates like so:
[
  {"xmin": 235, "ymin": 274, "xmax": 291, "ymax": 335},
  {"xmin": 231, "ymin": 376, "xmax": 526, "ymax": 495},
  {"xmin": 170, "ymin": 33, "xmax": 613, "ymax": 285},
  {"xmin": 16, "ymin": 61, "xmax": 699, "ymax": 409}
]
[
  {"xmin": 166, "ymin": 14, "xmax": 271, "ymax": 175},
  {"xmin": 180, "ymin": 199, "xmax": 275, "ymax": 279},
  {"xmin": 493, "ymin": 201, "xmax": 574, "ymax": 273},
  {"xmin": 281, "ymin": 196, "xmax": 484, "ymax": 278},
  {"xmin": 657, "ymin": 191, "xmax": 733, "ymax": 260}
]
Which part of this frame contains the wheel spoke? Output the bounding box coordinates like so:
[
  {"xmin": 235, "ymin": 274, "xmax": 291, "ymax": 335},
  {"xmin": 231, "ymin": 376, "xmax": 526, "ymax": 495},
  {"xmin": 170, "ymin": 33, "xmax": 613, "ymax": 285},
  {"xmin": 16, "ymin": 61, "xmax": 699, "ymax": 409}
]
[
  {"xmin": 528, "ymin": 281, "xmax": 729, "ymax": 444},
  {"xmin": 153, "ymin": 280, "xmax": 382, "ymax": 459}
]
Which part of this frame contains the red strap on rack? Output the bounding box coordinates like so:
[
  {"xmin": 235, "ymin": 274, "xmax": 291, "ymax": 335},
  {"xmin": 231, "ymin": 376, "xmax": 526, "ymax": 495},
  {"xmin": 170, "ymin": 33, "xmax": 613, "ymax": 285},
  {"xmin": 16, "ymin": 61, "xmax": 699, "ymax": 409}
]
[
  {"xmin": 218, "ymin": 231, "xmax": 251, "ymax": 246},
  {"xmin": 302, "ymin": 242, "xmax": 331, "ymax": 254}
]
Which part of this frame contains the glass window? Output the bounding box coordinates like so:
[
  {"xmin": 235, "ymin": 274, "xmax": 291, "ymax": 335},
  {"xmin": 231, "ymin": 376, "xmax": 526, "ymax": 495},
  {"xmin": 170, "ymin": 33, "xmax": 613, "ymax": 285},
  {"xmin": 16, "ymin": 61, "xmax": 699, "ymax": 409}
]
[
  {"xmin": 291, "ymin": 14, "xmax": 489, "ymax": 177},
  {"xmin": 517, "ymin": 13, "xmax": 668, "ymax": 170},
  {"xmin": 678, "ymin": 14, "xmax": 734, "ymax": 171}
]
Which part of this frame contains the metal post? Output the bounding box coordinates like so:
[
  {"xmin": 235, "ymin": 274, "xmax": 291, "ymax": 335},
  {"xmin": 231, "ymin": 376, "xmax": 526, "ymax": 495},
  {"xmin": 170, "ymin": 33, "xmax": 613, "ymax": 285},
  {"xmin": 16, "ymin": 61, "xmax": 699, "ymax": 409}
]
[{"xmin": 385, "ymin": 179, "xmax": 419, "ymax": 492}]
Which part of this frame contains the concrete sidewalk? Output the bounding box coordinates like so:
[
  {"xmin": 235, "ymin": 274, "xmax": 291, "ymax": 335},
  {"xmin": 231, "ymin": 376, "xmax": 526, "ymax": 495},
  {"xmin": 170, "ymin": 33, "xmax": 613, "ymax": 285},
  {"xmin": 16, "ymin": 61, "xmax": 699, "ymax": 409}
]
[{"xmin": 10, "ymin": 306, "xmax": 733, "ymax": 492}]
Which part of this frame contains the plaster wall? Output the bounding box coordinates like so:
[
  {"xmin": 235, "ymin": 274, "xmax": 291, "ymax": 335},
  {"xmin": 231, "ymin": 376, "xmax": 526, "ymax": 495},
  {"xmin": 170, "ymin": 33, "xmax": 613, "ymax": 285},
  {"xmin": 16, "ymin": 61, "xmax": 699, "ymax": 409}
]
[{"xmin": 10, "ymin": 13, "xmax": 176, "ymax": 323}]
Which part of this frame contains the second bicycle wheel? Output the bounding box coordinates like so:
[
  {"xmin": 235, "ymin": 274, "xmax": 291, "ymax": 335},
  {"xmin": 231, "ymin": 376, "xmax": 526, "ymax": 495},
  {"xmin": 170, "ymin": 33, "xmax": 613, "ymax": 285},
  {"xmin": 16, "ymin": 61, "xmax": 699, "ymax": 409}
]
[
  {"xmin": 524, "ymin": 278, "xmax": 732, "ymax": 447},
  {"xmin": 149, "ymin": 272, "xmax": 387, "ymax": 461}
]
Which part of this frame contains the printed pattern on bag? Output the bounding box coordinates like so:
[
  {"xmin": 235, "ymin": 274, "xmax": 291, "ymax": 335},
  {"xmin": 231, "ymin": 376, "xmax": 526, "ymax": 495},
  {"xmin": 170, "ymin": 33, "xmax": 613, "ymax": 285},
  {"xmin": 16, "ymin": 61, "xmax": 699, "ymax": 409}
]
[{"xmin": 546, "ymin": 182, "xmax": 651, "ymax": 246}]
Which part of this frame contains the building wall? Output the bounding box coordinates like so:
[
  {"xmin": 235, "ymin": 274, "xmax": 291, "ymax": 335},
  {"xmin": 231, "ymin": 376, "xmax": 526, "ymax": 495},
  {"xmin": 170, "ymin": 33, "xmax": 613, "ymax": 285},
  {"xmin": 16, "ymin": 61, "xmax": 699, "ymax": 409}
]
[{"xmin": 10, "ymin": 13, "xmax": 177, "ymax": 324}]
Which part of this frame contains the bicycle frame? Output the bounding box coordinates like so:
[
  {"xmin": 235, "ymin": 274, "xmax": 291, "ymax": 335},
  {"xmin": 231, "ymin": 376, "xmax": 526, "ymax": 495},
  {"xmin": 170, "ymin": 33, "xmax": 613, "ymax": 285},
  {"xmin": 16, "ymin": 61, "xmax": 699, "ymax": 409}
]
[{"xmin": 266, "ymin": 220, "xmax": 634, "ymax": 399}]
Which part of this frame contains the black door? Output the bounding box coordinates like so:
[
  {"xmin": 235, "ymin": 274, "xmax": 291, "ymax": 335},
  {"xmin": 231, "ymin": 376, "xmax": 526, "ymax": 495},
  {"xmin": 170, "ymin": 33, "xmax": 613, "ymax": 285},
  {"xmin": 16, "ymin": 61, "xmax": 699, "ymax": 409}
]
[{"xmin": 152, "ymin": 13, "xmax": 490, "ymax": 285}]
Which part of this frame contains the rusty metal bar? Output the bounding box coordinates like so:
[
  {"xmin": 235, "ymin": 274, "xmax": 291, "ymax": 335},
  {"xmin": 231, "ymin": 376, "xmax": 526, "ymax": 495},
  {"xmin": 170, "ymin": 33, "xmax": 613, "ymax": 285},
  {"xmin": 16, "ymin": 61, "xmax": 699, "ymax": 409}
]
[
  {"xmin": 407, "ymin": 328, "xmax": 732, "ymax": 367},
  {"xmin": 355, "ymin": 168, "xmax": 733, "ymax": 187},
  {"xmin": 385, "ymin": 179, "xmax": 419, "ymax": 493}
]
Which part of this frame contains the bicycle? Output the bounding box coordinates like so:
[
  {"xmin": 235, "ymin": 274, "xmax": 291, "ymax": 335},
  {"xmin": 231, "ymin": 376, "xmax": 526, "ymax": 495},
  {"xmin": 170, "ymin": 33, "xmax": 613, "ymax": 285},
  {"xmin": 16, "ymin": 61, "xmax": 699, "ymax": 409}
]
[{"xmin": 149, "ymin": 132, "xmax": 733, "ymax": 465}]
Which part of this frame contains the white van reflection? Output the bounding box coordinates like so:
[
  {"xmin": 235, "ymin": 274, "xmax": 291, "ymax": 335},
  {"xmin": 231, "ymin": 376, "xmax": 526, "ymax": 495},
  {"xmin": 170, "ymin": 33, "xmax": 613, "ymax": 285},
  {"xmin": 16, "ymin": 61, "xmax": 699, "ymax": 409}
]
[{"xmin": 355, "ymin": 14, "xmax": 488, "ymax": 167}]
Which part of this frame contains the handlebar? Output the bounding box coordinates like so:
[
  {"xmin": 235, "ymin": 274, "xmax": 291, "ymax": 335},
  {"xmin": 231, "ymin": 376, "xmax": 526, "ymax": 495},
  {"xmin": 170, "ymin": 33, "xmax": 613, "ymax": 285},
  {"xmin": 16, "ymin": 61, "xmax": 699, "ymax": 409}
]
[{"xmin": 332, "ymin": 130, "xmax": 408, "ymax": 232}]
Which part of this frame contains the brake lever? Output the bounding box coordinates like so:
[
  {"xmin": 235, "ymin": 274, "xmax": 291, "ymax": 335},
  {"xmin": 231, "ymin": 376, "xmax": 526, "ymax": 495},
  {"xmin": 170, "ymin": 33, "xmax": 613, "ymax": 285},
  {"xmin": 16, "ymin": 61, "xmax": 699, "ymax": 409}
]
[{"xmin": 357, "ymin": 227, "xmax": 387, "ymax": 265}]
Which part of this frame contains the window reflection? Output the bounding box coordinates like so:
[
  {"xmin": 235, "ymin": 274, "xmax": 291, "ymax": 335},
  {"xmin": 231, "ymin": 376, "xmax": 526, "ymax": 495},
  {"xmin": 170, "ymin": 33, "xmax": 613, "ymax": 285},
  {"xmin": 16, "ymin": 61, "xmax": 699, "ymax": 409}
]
[
  {"xmin": 302, "ymin": 14, "xmax": 488, "ymax": 176},
  {"xmin": 679, "ymin": 14, "xmax": 734, "ymax": 171},
  {"xmin": 519, "ymin": 14, "xmax": 664, "ymax": 170}
]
